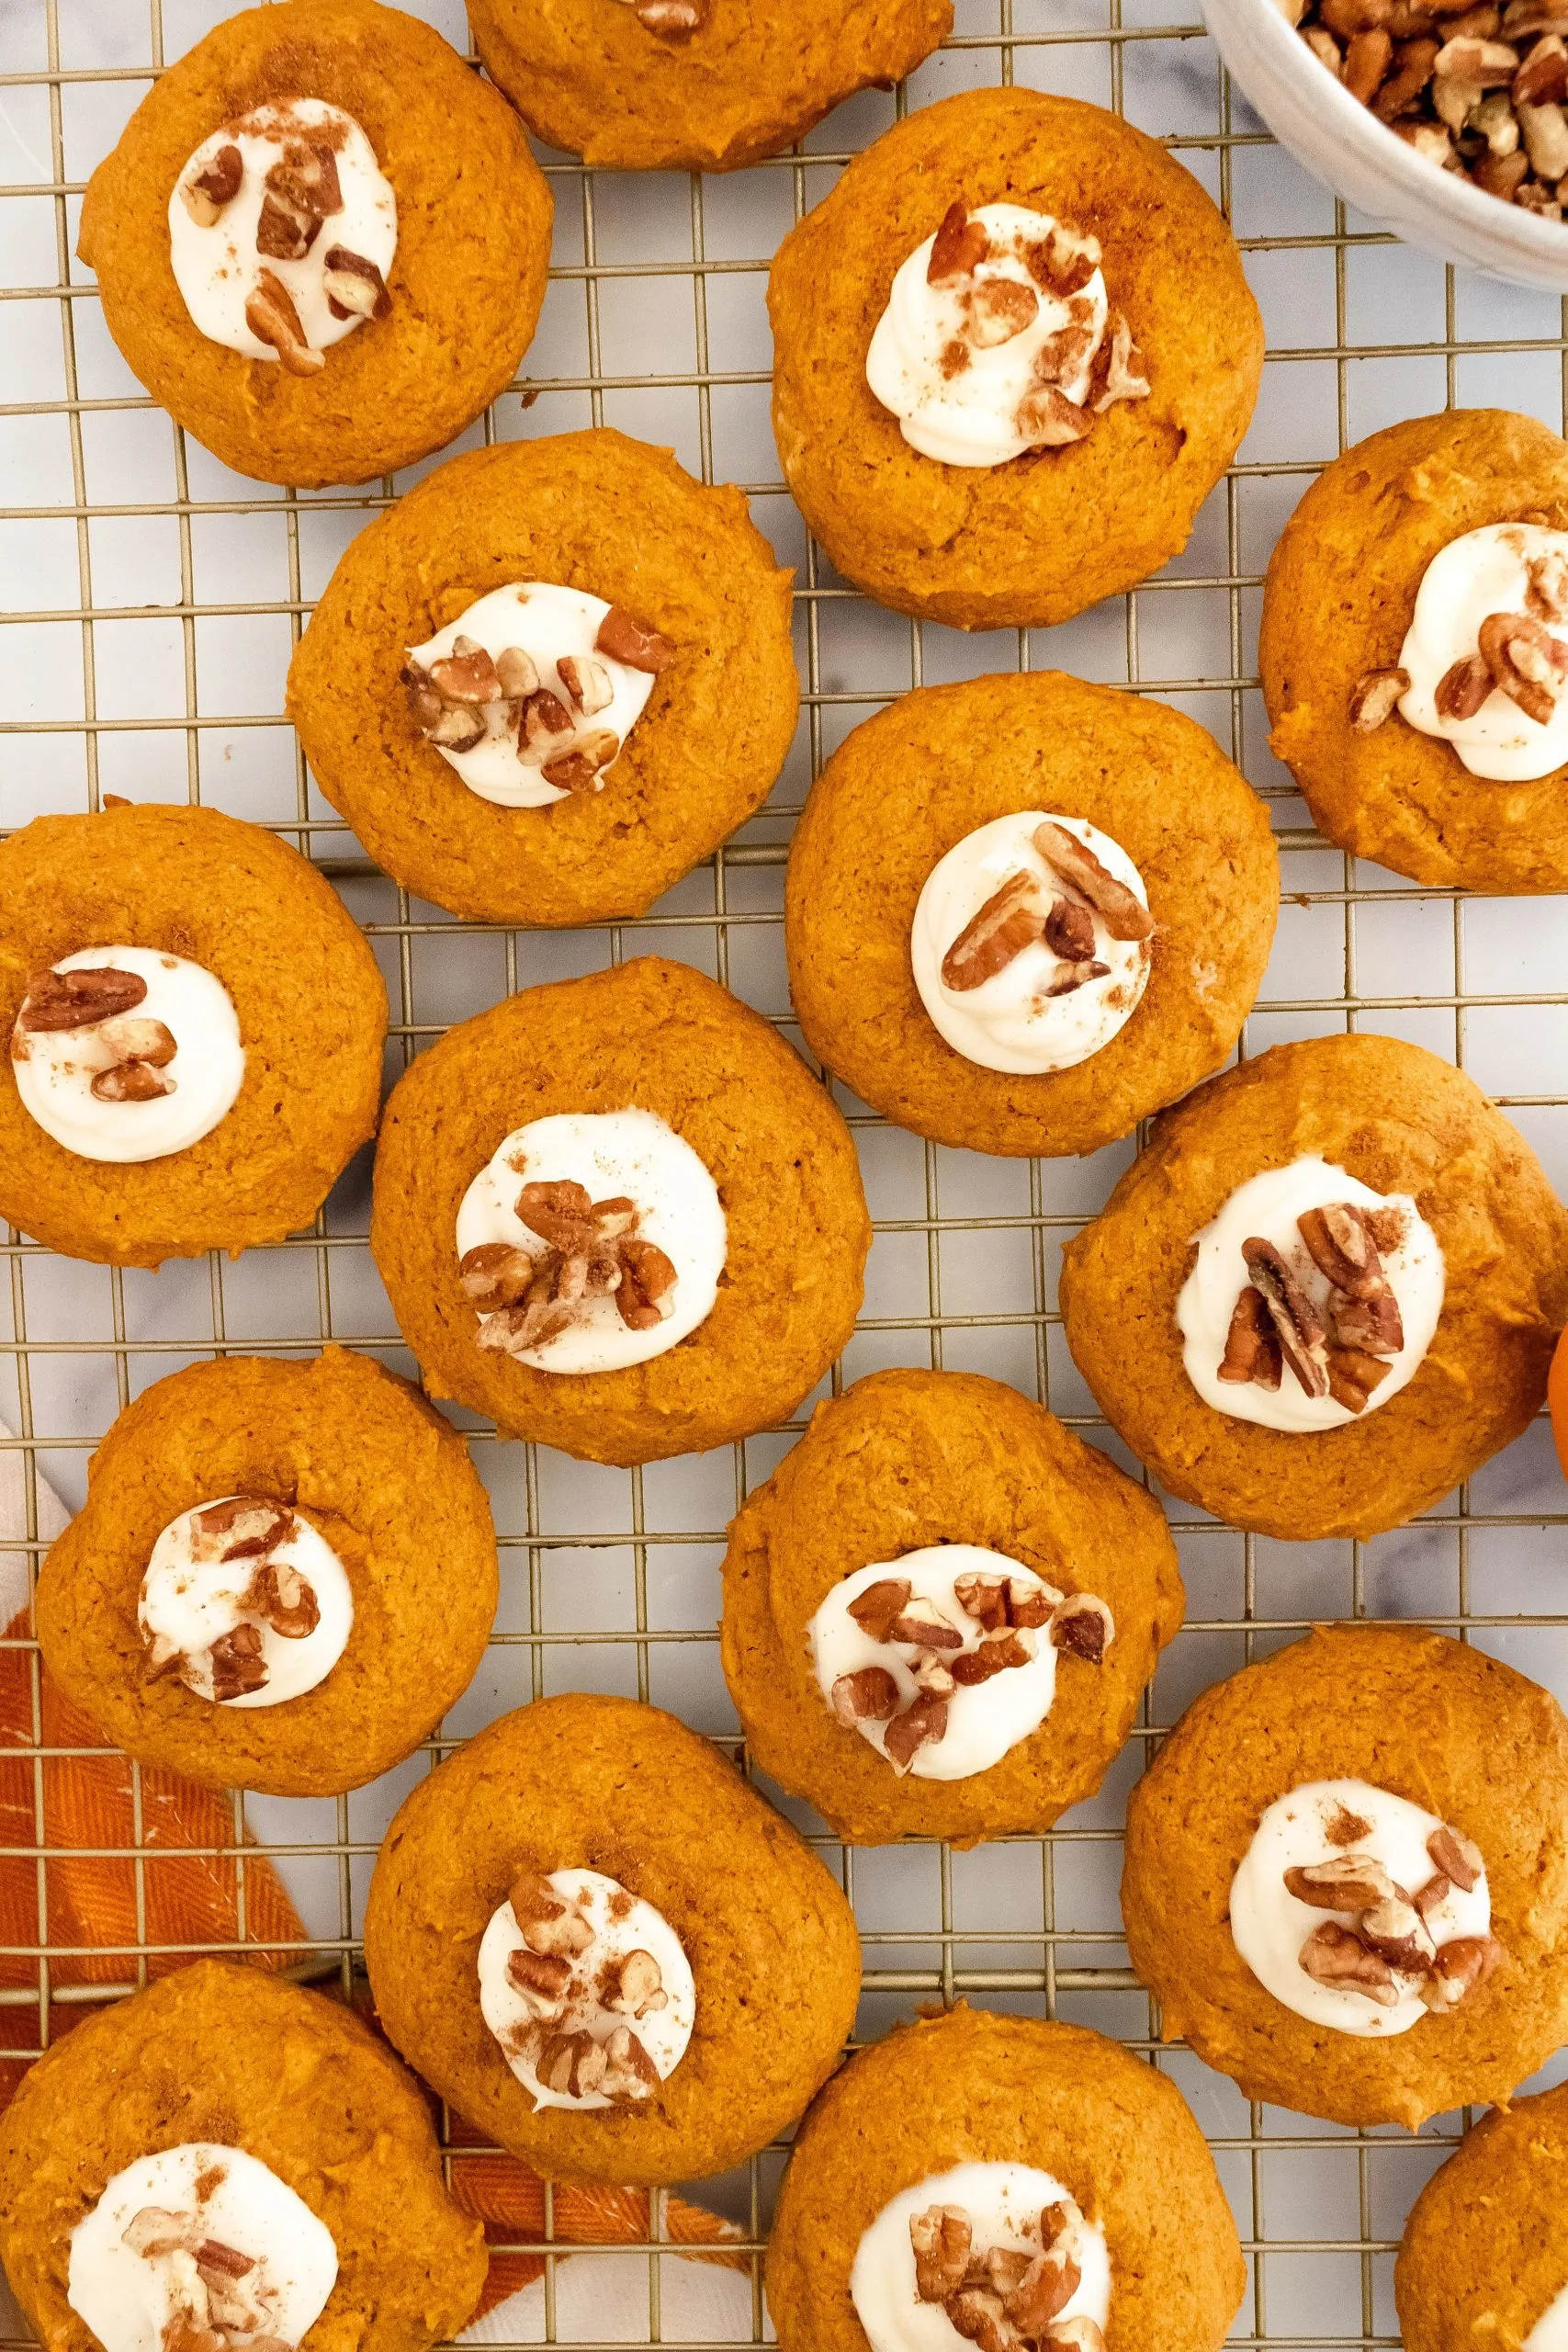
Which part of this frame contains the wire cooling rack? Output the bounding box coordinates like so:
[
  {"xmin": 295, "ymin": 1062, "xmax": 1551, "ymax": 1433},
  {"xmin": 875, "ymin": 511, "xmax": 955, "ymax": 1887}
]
[{"xmin": 4, "ymin": 0, "xmax": 1568, "ymax": 2345}]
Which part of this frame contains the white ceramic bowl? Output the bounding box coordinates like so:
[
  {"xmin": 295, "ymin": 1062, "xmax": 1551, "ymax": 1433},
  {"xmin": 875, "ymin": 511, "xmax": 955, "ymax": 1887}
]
[{"xmin": 1201, "ymin": 0, "xmax": 1568, "ymax": 286}]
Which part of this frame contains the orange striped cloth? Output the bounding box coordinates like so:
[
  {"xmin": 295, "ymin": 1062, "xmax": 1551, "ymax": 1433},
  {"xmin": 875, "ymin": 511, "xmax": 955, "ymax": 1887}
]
[{"xmin": 0, "ymin": 1610, "xmax": 740, "ymax": 2319}]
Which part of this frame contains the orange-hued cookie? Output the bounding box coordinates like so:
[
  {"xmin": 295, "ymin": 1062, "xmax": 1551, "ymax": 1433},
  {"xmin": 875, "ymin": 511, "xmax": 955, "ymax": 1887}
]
[
  {"xmin": 469, "ymin": 0, "xmax": 951, "ymax": 173},
  {"xmin": 1395, "ymin": 2079, "xmax": 1568, "ymax": 2350},
  {"xmin": 77, "ymin": 0, "xmax": 551, "ymax": 487},
  {"xmin": 0, "ymin": 802, "xmax": 386, "ymax": 1268},
  {"xmin": 769, "ymin": 87, "xmax": 1262, "ymax": 629},
  {"xmin": 1262, "ymin": 409, "xmax": 1568, "ymax": 892},
  {"xmin": 288, "ymin": 431, "xmax": 798, "ymax": 927},
  {"xmin": 369, "ymin": 956, "xmax": 870, "ymax": 1466},
  {"xmin": 784, "ymin": 672, "xmax": 1278, "ymax": 1155},
  {"xmin": 35, "ymin": 1349, "xmax": 497, "ymax": 1799}
]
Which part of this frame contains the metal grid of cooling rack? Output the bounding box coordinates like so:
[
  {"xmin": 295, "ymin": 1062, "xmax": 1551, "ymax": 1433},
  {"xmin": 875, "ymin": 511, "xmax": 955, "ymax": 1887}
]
[{"xmin": 3, "ymin": 0, "xmax": 1568, "ymax": 2345}]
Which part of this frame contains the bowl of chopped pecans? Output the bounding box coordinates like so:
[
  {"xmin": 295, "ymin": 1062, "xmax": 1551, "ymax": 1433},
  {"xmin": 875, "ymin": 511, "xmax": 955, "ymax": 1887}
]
[{"xmin": 1203, "ymin": 0, "xmax": 1568, "ymax": 284}]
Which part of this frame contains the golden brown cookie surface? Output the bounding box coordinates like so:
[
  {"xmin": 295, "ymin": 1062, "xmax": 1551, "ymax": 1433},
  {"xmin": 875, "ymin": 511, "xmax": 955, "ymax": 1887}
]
[
  {"xmin": 1395, "ymin": 2078, "xmax": 1568, "ymax": 2350},
  {"xmin": 0, "ymin": 1958, "xmax": 488, "ymax": 2351},
  {"xmin": 1058, "ymin": 1033, "xmax": 1568, "ymax": 1541},
  {"xmin": 288, "ymin": 431, "xmax": 799, "ymax": 927},
  {"xmin": 768, "ymin": 87, "xmax": 1263, "ymax": 630},
  {"xmin": 784, "ymin": 672, "xmax": 1279, "ymax": 1155},
  {"xmin": 35, "ymin": 1349, "xmax": 497, "ymax": 1799},
  {"xmin": 1262, "ymin": 409, "xmax": 1568, "ymax": 892},
  {"xmin": 468, "ymin": 0, "xmax": 951, "ymax": 173},
  {"xmin": 721, "ymin": 1368, "xmax": 1184, "ymax": 1843},
  {"xmin": 0, "ymin": 802, "xmax": 387, "ymax": 1268},
  {"xmin": 369, "ymin": 956, "xmax": 870, "ymax": 1466},
  {"xmin": 362, "ymin": 1693, "xmax": 861, "ymax": 2187},
  {"xmin": 1122, "ymin": 1625, "xmax": 1568, "ymax": 2132},
  {"xmin": 766, "ymin": 2005, "xmax": 1246, "ymax": 2352},
  {"xmin": 77, "ymin": 0, "xmax": 552, "ymax": 489}
]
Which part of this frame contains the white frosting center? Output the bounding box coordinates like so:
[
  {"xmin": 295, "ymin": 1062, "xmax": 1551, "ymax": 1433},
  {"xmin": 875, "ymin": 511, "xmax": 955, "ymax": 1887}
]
[
  {"xmin": 1397, "ymin": 523, "xmax": 1568, "ymax": 783},
  {"xmin": 454, "ymin": 1107, "xmax": 726, "ymax": 1375},
  {"xmin": 866, "ymin": 202, "xmax": 1109, "ymax": 468},
  {"xmin": 10, "ymin": 945, "xmax": 245, "ymax": 1166},
  {"xmin": 910, "ymin": 812, "xmax": 1153, "ymax": 1077},
  {"xmin": 1528, "ymin": 2282, "xmax": 1568, "ymax": 2350},
  {"xmin": 1230, "ymin": 1778, "xmax": 1491, "ymax": 2039},
  {"xmin": 850, "ymin": 2162, "xmax": 1111, "ymax": 2352},
  {"xmin": 67, "ymin": 2141, "xmax": 337, "ymax": 2352},
  {"xmin": 808, "ymin": 1547, "xmax": 1084, "ymax": 1783},
  {"xmin": 168, "ymin": 97, "xmax": 396, "ymax": 363},
  {"xmin": 139, "ymin": 1497, "xmax": 354, "ymax": 1711},
  {"xmin": 406, "ymin": 583, "xmax": 656, "ymax": 810},
  {"xmin": 477, "ymin": 1866, "xmax": 696, "ymax": 2113},
  {"xmin": 1176, "ymin": 1157, "xmax": 1444, "ymax": 1433}
]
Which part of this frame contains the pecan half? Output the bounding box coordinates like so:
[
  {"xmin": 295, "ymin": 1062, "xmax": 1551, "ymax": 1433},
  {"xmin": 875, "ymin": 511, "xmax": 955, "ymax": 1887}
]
[
  {"xmin": 322, "ymin": 245, "xmax": 391, "ymax": 322},
  {"xmin": 1050, "ymin": 1591, "xmax": 1114, "ymax": 1663},
  {"xmin": 883, "ymin": 1690, "xmax": 949, "ymax": 1772},
  {"xmin": 967, "ymin": 277, "xmax": 1039, "ymax": 348},
  {"xmin": 1032, "ymin": 820, "xmax": 1155, "ymax": 941},
  {"xmin": 950, "ymin": 1628, "xmax": 1038, "ymax": 1686},
  {"xmin": 941, "ymin": 871, "xmax": 1049, "ymax": 991},
  {"xmin": 20, "ymin": 965, "xmax": 147, "ymax": 1031},
  {"xmin": 1299, "ymin": 1918, "xmax": 1401, "ymax": 2006},
  {"xmin": 928, "ymin": 202, "xmax": 989, "ymax": 284},
  {"xmin": 510, "ymin": 1869, "xmax": 594, "ymax": 1957},
  {"xmin": 1241, "ymin": 1238, "xmax": 1331, "ymax": 1398},
  {"xmin": 1419, "ymin": 1932, "xmax": 1503, "ymax": 2011},
  {"xmin": 1478, "ymin": 607, "xmax": 1568, "ymax": 723},
  {"xmin": 910, "ymin": 2204, "xmax": 973, "ymax": 2302},
  {"xmin": 595, "ymin": 606, "xmax": 676, "ymax": 673},
  {"xmin": 1435, "ymin": 652, "xmax": 1494, "ymax": 719},
  {"xmin": 209, "ymin": 1623, "xmax": 268, "ymax": 1702},
  {"xmin": 831, "ymin": 1667, "xmax": 901, "ymax": 1726},
  {"xmin": 1217, "ymin": 1283, "xmax": 1283, "ymax": 1390},
  {"xmin": 244, "ymin": 266, "xmax": 324, "ymax": 376},
  {"xmin": 1284, "ymin": 1852, "xmax": 1399, "ymax": 1909},
  {"xmin": 1427, "ymin": 1821, "xmax": 1483, "ymax": 1891},
  {"xmin": 179, "ymin": 142, "xmax": 243, "ymax": 227}
]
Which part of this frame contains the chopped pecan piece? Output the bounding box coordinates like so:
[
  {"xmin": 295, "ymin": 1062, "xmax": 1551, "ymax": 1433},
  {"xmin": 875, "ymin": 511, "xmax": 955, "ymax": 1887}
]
[
  {"xmin": 950, "ymin": 1628, "xmax": 1038, "ymax": 1685},
  {"xmin": 1413, "ymin": 1871, "xmax": 1451, "ymax": 1921},
  {"xmin": 458, "ymin": 1241, "xmax": 538, "ymax": 1312},
  {"xmin": 494, "ymin": 645, "xmax": 539, "ymax": 699},
  {"xmin": 179, "ymin": 143, "xmax": 243, "ymax": 227},
  {"xmin": 1331, "ymin": 1288, "xmax": 1404, "ymax": 1357},
  {"xmin": 96, "ymin": 1015, "xmax": 177, "ymax": 1069},
  {"xmin": 883, "ymin": 1690, "xmax": 949, "ymax": 1772},
  {"xmin": 1044, "ymin": 2324, "xmax": 1107, "ymax": 2351},
  {"xmin": 1217, "ymin": 1283, "xmax": 1283, "ymax": 1390},
  {"xmin": 244, "ymin": 266, "xmax": 324, "ymax": 376},
  {"xmin": 191, "ymin": 1497, "xmax": 293, "ymax": 1564},
  {"xmin": 1089, "ymin": 310, "xmax": 1150, "ymax": 411},
  {"xmin": 941, "ymin": 871, "xmax": 1050, "ymax": 991},
  {"xmin": 1032, "ymin": 820, "xmax": 1155, "ymax": 941},
  {"xmin": 602, "ymin": 2021, "xmax": 660, "ymax": 2100},
  {"xmin": 913, "ymin": 1653, "xmax": 956, "ymax": 1698},
  {"xmin": 1420, "ymin": 1932, "xmax": 1503, "ymax": 2011},
  {"xmin": 1478, "ymin": 608, "xmax": 1568, "ymax": 723},
  {"xmin": 194, "ymin": 2237, "xmax": 254, "ymax": 2278},
  {"xmin": 886, "ymin": 1596, "xmax": 965, "ymax": 1651},
  {"xmin": 1434, "ymin": 651, "xmax": 1494, "ymax": 719},
  {"xmin": 1347, "ymin": 665, "xmax": 1411, "ymax": 732},
  {"xmin": 616, "ymin": 1236, "xmax": 676, "ymax": 1329},
  {"xmin": 1044, "ymin": 898, "xmax": 1097, "ymax": 962},
  {"xmin": 948, "ymin": 2288, "xmax": 1029, "ymax": 2352},
  {"xmin": 967, "ymin": 277, "xmax": 1039, "ymax": 347},
  {"xmin": 322, "ymin": 244, "xmax": 391, "ymax": 322},
  {"xmin": 1296, "ymin": 1203, "xmax": 1385, "ymax": 1298},
  {"xmin": 1299, "ymin": 1918, "xmax": 1401, "ymax": 2006},
  {"xmin": 1326, "ymin": 1344, "xmax": 1392, "ymax": 1414},
  {"xmin": 910, "ymin": 2203, "xmax": 973, "ymax": 2301},
  {"xmin": 510, "ymin": 1869, "xmax": 594, "ymax": 1956},
  {"xmin": 256, "ymin": 139, "xmax": 340, "ymax": 259},
  {"xmin": 20, "ymin": 965, "xmax": 148, "ymax": 1031},
  {"xmin": 122, "ymin": 2206, "xmax": 197, "ymax": 2257},
  {"xmin": 1050, "ymin": 1591, "xmax": 1113, "ymax": 1663},
  {"xmin": 1427, "ymin": 1821, "xmax": 1484, "ymax": 1891},
  {"xmin": 520, "ymin": 687, "xmax": 577, "ymax": 763},
  {"xmin": 543, "ymin": 729, "xmax": 620, "ymax": 793},
  {"xmin": 506, "ymin": 1944, "xmax": 574, "ymax": 2016},
  {"xmin": 605, "ymin": 1948, "xmax": 667, "ymax": 2018},
  {"xmin": 1005, "ymin": 2244, "xmax": 1081, "ymax": 2335},
  {"xmin": 830, "ymin": 1666, "xmax": 902, "ymax": 1725},
  {"xmin": 558, "ymin": 654, "xmax": 615, "ymax": 716},
  {"xmin": 595, "ymin": 606, "xmax": 676, "ymax": 673},
  {"xmin": 1241, "ymin": 1238, "xmax": 1331, "ymax": 1398},
  {"xmin": 246, "ymin": 1556, "xmax": 320, "ymax": 1641},
  {"xmin": 1359, "ymin": 1894, "xmax": 1436, "ymax": 1973},
  {"xmin": 536, "ymin": 2029, "xmax": 607, "ymax": 2097},
  {"xmin": 1527, "ymin": 543, "xmax": 1568, "ymax": 620},
  {"xmin": 1022, "ymin": 221, "xmax": 1102, "ymax": 297},
  {"xmin": 846, "ymin": 1577, "xmax": 913, "ymax": 1641},
  {"xmin": 1017, "ymin": 384, "xmax": 1093, "ymax": 448},
  {"xmin": 209, "ymin": 1622, "xmax": 268, "ymax": 1702},
  {"xmin": 952, "ymin": 1572, "xmax": 1055, "ymax": 1631},
  {"xmin": 1284, "ymin": 1852, "xmax": 1399, "ymax": 1909},
  {"xmin": 91, "ymin": 1059, "xmax": 175, "ymax": 1103},
  {"xmin": 928, "ymin": 201, "xmax": 989, "ymax": 284},
  {"xmin": 431, "ymin": 639, "xmax": 503, "ymax": 706},
  {"xmin": 634, "ymin": 0, "xmax": 707, "ymax": 33}
]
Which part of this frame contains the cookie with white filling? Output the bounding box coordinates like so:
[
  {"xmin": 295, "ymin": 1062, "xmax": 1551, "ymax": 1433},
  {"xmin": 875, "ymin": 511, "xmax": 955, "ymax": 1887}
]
[{"xmin": 1395, "ymin": 2077, "xmax": 1568, "ymax": 2351}]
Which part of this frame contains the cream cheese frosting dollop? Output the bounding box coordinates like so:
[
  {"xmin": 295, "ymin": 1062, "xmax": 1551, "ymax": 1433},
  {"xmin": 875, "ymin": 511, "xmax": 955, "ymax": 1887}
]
[
  {"xmin": 850, "ymin": 2161, "xmax": 1111, "ymax": 2352},
  {"xmin": 169, "ymin": 97, "xmax": 396, "ymax": 370},
  {"xmin": 910, "ymin": 811, "xmax": 1154, "ymax": 1076},
  {"xmin": 1176, "ymin": 1157, "xmax": 1444, "ymax": 1433},
  {"xmin": 404, "ymin": 584, "xmax": 671, "ymax": 810},
  {"xmin": 808, "ymin": 1545, "xmax": 1114, "ymax": 1782},
  {"xmin": 9, "ymin": 945, "xmax": 245, "ymax": 1165},
  {"xmin": 1229, "ymin": 1777, "xmax": 1495, "ymax": 2040},
  {"xmin": 866, "ymin": 200, "xmax": 1147, "ymax": 468},
  {"xmin": 139, "ymin": 1495, "xmax": 354, "ymax": 1710},
  {"xmin": 455, "ymin": 1107, "xmax": 726, "ymax": 1375},
  {"xmin": 1395, "ymin": 522, "xmax": 1568, "ymax": 782},
  {"xmin": 478, "ymin": 1865, "xmax": 696, "ymax": 2112},
  {"xmin": 67, "ymin": 2140, "xmax": 338, "ymax": 2352}
]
